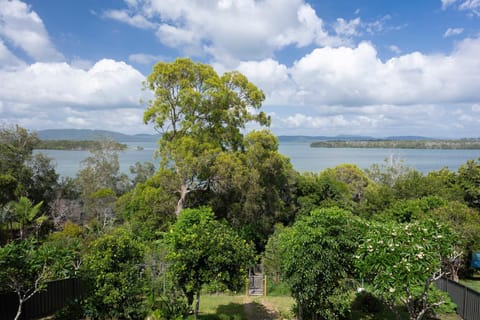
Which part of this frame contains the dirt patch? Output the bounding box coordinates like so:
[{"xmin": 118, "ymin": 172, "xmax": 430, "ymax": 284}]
[{"xmin": 243, "ymin": 297, "xmax": 278, "ymax": 320}]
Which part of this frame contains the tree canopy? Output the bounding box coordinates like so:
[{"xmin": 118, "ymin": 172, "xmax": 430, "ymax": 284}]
[{"xmin": 143, "ymin": 58, "xmax": 269, "ymax": 215}]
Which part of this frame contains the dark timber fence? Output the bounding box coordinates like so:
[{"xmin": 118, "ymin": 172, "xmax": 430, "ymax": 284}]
[
  {"xmin": 436, "ymin": 278, "xmax": 480, "ymax": 320},
  {"xmin": 0, "ymin": 278, "xmax": 85, "ymax": 320}
]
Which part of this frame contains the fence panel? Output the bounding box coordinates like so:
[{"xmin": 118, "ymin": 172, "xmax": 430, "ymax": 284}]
[
  {"xmin": 0, "ymin": 278, "xmax": 85, "ymax": 320},
  {"xmin": 436, "ymin": 278, "xmax": 480, "ymax": 320}
]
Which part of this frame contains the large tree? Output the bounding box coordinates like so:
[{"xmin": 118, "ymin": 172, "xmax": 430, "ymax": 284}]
[{"xmin": 143, "ymin": 58, "xmax": 269, "ymax": 215}]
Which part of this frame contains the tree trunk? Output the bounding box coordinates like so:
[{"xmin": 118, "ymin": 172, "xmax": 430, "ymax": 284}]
[
  {"xmin": 194, "ymin": 290, "xmax": 201, "ymax": 320},
  {"xmin": 14, "ymin": 295, "xmax": 23, "ymax": 320},
  {"xmin": 175, "ymin": 183, "xmax": 188, "ymax": 216}
]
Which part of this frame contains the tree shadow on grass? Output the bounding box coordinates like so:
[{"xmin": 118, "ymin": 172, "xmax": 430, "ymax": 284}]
[
  {"xmin": 196, "ymin": 302, "xmax": 244, "ymax": 320},
  {"xmin": 196, "ymin": 301, "xmax": 277, "ymax": 320}
]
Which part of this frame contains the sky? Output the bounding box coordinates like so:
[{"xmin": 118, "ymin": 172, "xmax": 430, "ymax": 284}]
[{"xmin": 1, "ymin": 0, "xmax": 480, "ymax": 138}]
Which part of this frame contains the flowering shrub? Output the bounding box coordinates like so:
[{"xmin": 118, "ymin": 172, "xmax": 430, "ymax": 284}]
[{"xmin": 356, "ymin": 220, "xmax": 458, "ymax": 320}]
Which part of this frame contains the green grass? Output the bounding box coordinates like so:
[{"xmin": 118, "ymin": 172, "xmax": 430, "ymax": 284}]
[
  {"xmin": 460, "ymin": 275, "xmax": 480, "ymax": 292},
  {"xmin": 184, "ymin": 294, "xmax": 294, "ymax": 320},
  {"xmin": 183, "ymin": 293, "xmax": 460, "ymax": 320}
]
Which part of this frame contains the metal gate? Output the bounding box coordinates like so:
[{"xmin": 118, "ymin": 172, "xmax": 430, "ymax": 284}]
[{"xmin": 248, "ymin": 265, "xmax": 264, "ymax": 296}]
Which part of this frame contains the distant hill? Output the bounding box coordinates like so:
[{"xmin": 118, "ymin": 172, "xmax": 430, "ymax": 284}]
[
  {"xmin": 36, "ymin": 130, "xmax": 432, "ymax": 144},
  {"xmin": 37, "ymin": 129, "xmax": 160, "ymax": 142},
  {"xmin": 277, "ymin": 135, "xmax": 431, "ymax": 143}
]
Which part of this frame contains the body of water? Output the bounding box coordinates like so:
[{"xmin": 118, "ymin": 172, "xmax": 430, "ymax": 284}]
[{"xmin": 35, "ymin": 141, "xmax": 480, "ymax": 178}]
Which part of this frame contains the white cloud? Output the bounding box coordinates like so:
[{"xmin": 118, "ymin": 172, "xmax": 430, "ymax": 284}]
[
  {"xmin": 0, "ymin": 0, "xmax": 64, "ymax": 62},
  {"xmin": 442, "ymin": 0, "xmax": 480, "ymax": 15},
  {"xmin": 459, "ymin": 0, "xmax": 480, "ymax": 11},
  {"xmin": 236, "ymin": 59, "xmax": 296, "ymax": 105},
  {"xmin": 105, "ymin": 0, "xmax": 345, "ymax": 65},
  {"xmin": 441, "ymin": 0, "xmax": 458, "ymax": 9},
  {"xmin": 388, "ymin": 45, "xmax": 402, "ymax": 54},
  {"xmin": 0, "ymin": 39, "xmax": 26, "ymax": 70},
  {"xmin": 103, "ymin": 9, "xmax": 157, "ymax": 29},
  {"xmin": 0, "ymin": 59, "xmax": 146, "ymax": 117},
  {"xmin": 444, "ymin": 27, "xmax": 464, "ymax": 37},
  {"xmin": 0, "ymin": 55, "xmax": 154, "ymax": 134},
  {"xmin": 129, "ymin": 53, "xmax": 165, "ymax": 65},
  {"xmin": 334, "ymin": 17, "xmax": 361, "ymax": 37},
  {"xmin": 283, "ymin": 38, "xmax": 480, "ymax": 107},
  {"xmin": 472, "ymin": 104, "xmax": 480, "ymax": 112}
]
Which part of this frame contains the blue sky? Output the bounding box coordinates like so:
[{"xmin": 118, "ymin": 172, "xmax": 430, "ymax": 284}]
[{"xmin": 1, "ymin": 0, "xmax": 480, "ymax": 137}]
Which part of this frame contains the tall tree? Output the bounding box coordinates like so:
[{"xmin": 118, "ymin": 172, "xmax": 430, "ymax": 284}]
[
  {"xmin": 76, "ymin": 139, "xmax": 128, "ymax": 225},
  {"xmin": 143, "ymin": 58, "xmax": 269, "ymax": 215},
  {"xmin": 210, "ymin": 130, "xmax": 297, "ymax": 249}
]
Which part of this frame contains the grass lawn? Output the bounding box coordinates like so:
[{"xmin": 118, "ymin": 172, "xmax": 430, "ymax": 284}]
[
  {"xmin": 460, "ymin": 273, "xmax": 480, "ymax": 292},
  {"xmin": 185, "ymin": 294, "xmax": 294, "ymax": 320},
  {"xmin": 185, "ymin": 294, "xmax": 460, "ymax": 320}
]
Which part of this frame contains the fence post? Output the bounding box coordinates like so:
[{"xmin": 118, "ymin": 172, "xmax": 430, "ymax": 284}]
[{"xmin": 263, "ymin": 275, "xmax": 267, "ymax": 296}]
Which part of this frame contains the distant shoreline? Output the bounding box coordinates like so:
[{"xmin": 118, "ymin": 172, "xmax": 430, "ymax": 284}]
[
  {"xmin": 35, "ymin": 140, "xmax": 127, "ymax": 151},
  {"xmin": 310, "ymin": 139, "xmax": 480, "ymax": 150}
]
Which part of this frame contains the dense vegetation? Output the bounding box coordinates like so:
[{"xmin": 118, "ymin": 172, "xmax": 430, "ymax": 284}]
[
  {"xmin": 35, "ymin": 139, "xmax": 127, "ymax": 151},
  {"xmin": 1, "ymin": 59, "xmax": 480, "ymax": 320},
  {"xmin": 311, "ymin": 139, "xmax": 480, "ymax": 149}
]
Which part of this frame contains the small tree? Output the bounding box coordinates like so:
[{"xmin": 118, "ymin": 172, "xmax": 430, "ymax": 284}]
[
  {"xmin": 164, "ymin": 207, "xmax": 254, "ymax": 319},
  {"xmin": 0, "ymin": 238, "xmax": 63, "ymax": 320},
  {"xmin": 356, "ymin": 220, "xmax": 458, "ymax": 320},
  {"xmin": 279, "ymin": 207, "xmax": 364, "ymax": 319},
  {"xmin": 81, "ymin": 227, "xmax": 146, "ymax": 319}
]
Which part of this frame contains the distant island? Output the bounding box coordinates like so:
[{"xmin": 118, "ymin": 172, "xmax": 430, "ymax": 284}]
[
  {"xmin": 36, "ymin": 140, "xmax": 127, "ymax": 151},
  {"xmin": 33, "ymin": 129, "xmax": 480, "ymax": 150},
  {"xmin": 310, "ymin": 139, "xmax": 480, "ymax": 150}
]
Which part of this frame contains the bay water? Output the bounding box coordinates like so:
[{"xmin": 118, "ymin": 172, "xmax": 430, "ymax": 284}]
[{"xmin": 35, "ymin": 141, "xmax": 480, "ymax": 178}]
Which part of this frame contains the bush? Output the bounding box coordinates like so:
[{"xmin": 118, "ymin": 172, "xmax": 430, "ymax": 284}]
[
  {"xmin": 351, "ymin": 291, "xmax": 385, "ymax": 314},
  {"xmin": 150, "ymin": 291, "xmax": 189, "ymax": 320},
  {"xmin": 54, "ymin": 299, "xmax": 84, "ymax": 320},
  {"xmin": 267, "ymin": 279, "xmax": 290, "ymax": 296}
]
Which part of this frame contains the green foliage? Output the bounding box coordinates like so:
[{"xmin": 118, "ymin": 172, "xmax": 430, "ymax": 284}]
[
  {"xmin": 81, "ymin": 227, "xmax": 147, "ymax": 319},
  {"xmin": 365, "ymin": 156, "xmax": 412, "ymax": 188},
  {"xmin": 117, "ymin": 169, "xmax": 178, "ymax": 240},
  {"xmin": 279, "ymin": 207, "xmax": 365, "ymax": 319},
  {"xmin": 144, "ymin": 58, "xmax": 269, "ymax": 215},
  {"xmin": 164, "ymin": 207, "xmax": 255, "ymax": 318},
  {"xmin": 356, "ymin": 220, "xmax": 458, "ymax": 320},
  {"xmin": 0, "ymin": 125, "xmax": 58, "ymax": 208},
  {"xmin": 9, "ymin": 196, "xmax": 46, "ymax": 240},
  {"xmin": 378, "ymin": 196, "xmax": 448, "ymax": 223},
  {"xmin": 262, "ymin": 223, "xmax": 285, "ymax": 283},
  {"xmin": 320, "ymin": 164, "xmax": 371, "ymax": 203},
  {"xmin": 310, "ymin": 139, "xmax": 480, "ymax": 149},
  {"xmin": 457, "ymin": 158, "xmax": 480, "ymax": 210},
  {"xmin": 295, "ymin": 171, "xmax": 352, "ymax": 216},
  {"xmin": 0, "ymin": 238, "xmax": 68, "ymax": 320},
  {"xmin": 210, "ymin": 130, "xmax": 297, "ymax": 251},
  {"xmin": 129, "ymin": 161, "xmax": 155, "ymax": 185},
  {"xmin": 46, "ymin": 221, "xmax": 85, "ymax": 276}
]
